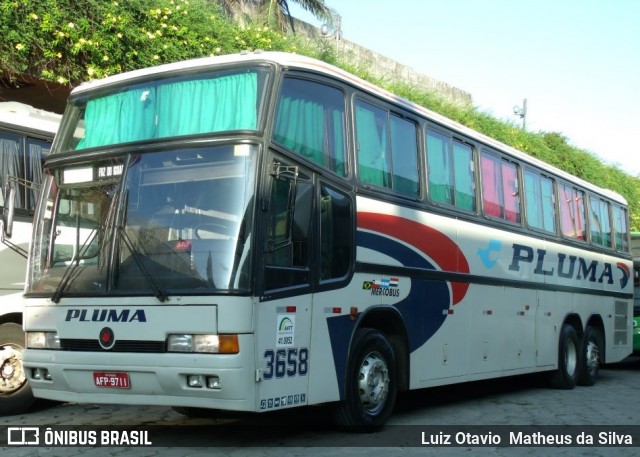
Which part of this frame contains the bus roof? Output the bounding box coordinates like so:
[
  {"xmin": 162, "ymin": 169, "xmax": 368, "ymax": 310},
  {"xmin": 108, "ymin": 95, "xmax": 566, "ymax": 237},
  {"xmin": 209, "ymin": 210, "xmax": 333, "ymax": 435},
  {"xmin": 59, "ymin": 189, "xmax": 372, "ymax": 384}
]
[
  {"xmin": 0, "ymin": 101, "xmax": 62, "ymax": 136},
  {"xmin": 70, "ymin": 51, "xmax": 626, "ymax": 205}
]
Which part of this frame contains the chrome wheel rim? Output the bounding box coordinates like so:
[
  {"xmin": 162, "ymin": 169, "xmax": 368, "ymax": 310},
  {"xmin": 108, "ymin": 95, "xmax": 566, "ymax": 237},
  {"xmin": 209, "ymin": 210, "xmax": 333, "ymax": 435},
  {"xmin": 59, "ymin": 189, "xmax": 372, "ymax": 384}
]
[
  {"xmin": 0, "ymin": 345, "xmax": 26, "ymax": 393},
  {"xmin": 358, "ymin": 351, "xmax": 390, "ymax": 414}
]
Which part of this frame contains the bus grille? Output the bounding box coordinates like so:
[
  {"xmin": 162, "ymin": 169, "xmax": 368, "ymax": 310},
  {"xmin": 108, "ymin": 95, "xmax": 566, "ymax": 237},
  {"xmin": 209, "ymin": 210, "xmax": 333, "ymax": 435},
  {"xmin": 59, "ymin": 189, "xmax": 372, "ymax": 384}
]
[
  {"xmin": 614, "ymin": 301, "xmax": 629, "ymax": 345},
  {"xmin": 60, "ymin": 339, "xmax": 165, "ymax": 353}
]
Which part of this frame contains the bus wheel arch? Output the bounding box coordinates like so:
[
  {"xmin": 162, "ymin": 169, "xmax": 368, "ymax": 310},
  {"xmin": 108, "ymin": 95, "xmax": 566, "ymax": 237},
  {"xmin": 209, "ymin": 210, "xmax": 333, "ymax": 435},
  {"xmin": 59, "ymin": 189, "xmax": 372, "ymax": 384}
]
[
  {"xmin": 355, "ymin": 307, "xmax": 409, "ymax": 392},
  {"xmin": 332, "ymin": 307, "xmax": 408, "ymax": 431},
  {"xmin": 332, "ymin": 327, "xmax": 397, "ymax": 432}
]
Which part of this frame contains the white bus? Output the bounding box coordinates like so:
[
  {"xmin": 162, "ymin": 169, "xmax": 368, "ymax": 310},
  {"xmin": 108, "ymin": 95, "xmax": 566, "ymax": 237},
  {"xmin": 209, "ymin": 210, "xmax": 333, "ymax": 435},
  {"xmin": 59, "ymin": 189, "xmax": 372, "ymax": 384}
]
[
  {"xmin": 0, "ymin": 102, "xmax": 60, "ymax": 415},
  {"xmin": 19, "ymin": 52, "xmax": 632, "ymax": 431}
]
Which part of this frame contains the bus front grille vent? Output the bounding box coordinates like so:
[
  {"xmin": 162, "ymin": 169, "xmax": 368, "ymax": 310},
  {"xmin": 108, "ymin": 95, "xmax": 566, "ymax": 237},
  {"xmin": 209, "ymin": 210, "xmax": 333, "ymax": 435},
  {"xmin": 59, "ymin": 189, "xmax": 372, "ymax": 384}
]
[{"xmin": 60, "ymin": 339, "xmax": 165, "ymax": 353}]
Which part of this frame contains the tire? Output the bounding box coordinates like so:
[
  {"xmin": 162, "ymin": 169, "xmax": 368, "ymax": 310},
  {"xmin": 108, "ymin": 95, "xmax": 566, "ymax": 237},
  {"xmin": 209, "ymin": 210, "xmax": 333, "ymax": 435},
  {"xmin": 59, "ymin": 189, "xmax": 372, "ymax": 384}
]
[
  {"xmin": 578, "ymin": 326, "xmax": 603, "ymax": 386},
  {"xmin": 332, "ymin": 328, "xmax": 397, "ymax": 432},
  {"xmin": 547, "ymin": 323, "xmax": 580, "ymax": 389},
  {"xmin": 0, "ymin": 322, "xmax": 35, "ymax": 416}
]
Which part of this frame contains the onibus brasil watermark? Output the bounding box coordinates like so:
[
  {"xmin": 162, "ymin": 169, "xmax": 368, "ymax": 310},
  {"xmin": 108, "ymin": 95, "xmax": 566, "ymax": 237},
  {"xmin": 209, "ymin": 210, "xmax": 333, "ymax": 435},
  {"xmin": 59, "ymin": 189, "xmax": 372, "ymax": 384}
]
[{"xmin": 6, "ymin": 427, "xmax": 151, "ymax": 447}]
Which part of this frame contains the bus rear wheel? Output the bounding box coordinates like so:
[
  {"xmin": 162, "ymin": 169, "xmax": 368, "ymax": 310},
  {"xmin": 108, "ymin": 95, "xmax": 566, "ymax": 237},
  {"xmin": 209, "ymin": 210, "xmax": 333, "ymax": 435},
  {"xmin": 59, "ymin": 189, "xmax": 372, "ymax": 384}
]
[
  {"xmin": 332, "ymin": 328, "xmax": 397, "ymax": 432},
  {"xmin": 0, "ymin": 322, "xmax": 35, "ymax": 416},
  {"xmin": 578, "ymin": 326, "xmax": 603, "ymax": 386},
  {"xmin": 547, "ymin": 323, "xmax": 579, "ymax": 389}
]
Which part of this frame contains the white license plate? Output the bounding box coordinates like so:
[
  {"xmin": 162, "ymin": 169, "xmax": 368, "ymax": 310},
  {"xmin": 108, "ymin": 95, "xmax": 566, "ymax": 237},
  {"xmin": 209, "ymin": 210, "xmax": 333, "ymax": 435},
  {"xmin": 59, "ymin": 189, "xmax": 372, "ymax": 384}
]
[{"xmin": 93, "ymin": 372, "xmax": 130, "ymax": 389}]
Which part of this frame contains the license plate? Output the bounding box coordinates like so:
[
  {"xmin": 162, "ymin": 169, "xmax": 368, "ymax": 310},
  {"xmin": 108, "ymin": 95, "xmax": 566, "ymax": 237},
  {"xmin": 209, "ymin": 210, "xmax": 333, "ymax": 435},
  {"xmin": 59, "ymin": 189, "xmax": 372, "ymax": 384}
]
[{"xmin": 93, "ymin": 372, "xmax": 130, "ymax": 389}]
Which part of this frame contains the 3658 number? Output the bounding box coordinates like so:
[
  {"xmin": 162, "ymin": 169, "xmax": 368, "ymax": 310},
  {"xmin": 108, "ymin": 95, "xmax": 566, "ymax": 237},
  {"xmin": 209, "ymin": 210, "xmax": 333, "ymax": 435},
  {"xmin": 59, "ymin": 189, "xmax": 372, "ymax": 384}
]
[{"xmin": 263, "ymin": 347, "xmax": 309, "ymax": 379}]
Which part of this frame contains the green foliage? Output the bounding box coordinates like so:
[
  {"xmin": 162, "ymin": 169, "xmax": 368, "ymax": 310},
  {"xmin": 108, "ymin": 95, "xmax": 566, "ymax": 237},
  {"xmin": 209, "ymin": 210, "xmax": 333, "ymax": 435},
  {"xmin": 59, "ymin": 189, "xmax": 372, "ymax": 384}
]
[{"xmin": 0, "ymin": 0, "xmax": 295, "ymax": 84}]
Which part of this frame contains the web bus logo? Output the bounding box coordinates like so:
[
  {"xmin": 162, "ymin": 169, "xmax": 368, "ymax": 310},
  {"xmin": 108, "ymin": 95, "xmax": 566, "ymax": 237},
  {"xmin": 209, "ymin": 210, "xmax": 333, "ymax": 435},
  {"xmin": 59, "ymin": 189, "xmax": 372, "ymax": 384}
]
[{"xmin": 7, "ymin": 427, "xmax": 40, "ymax": 445}]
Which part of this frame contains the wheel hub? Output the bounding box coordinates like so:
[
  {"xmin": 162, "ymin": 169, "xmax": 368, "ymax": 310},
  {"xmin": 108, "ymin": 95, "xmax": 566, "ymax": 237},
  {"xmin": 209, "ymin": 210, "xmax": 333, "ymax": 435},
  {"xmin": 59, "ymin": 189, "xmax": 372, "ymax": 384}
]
[
  {"xmin": 358, "ymin": 352, "xmax": 390, "ymax": 414},
  {"xmin": 585, "ymin": 340, "xmax": 600, "ymax": 375},
  {"xmin": 0, "ymin": 346, "xmax": 26, "ymax": 393}
]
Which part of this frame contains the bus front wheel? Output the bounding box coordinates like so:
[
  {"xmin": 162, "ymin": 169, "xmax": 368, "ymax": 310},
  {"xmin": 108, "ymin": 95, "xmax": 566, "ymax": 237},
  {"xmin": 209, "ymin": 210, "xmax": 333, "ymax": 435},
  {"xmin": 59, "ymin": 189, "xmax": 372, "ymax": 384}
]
[
  {"xmin": 547, "ymin": 323, "xmax": 579, "ymax": 390},
  {"xmin": 0, "ymin": 322, "xmax": 35, "ymax": 416},
  {"xmin": 332, "ymin": 328, "xmax": 397, "ymax": 432}
]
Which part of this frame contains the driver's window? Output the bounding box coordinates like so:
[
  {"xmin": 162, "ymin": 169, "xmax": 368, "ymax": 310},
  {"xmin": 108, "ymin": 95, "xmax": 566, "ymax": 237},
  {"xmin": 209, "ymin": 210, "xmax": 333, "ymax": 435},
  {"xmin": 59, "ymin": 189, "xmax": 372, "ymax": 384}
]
[{"xmin": 266, "ymin": 177, "xmax": 295, "ymax": 266}]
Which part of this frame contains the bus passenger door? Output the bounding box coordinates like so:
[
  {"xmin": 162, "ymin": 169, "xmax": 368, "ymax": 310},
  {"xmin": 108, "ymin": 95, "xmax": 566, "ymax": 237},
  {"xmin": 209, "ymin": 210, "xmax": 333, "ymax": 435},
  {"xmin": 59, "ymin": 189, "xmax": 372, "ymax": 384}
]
[{"xmin": 255, "ymin": 158, "xmax": 314, "ymax": 413}]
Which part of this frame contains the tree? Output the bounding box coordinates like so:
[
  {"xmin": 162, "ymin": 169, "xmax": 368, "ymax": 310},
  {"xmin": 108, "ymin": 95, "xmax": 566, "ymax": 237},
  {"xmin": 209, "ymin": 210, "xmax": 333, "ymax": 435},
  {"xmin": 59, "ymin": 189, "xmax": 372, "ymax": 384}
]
[{"xmin": 215, "ymin": 0, "xmax": 334, "ymax": 32}]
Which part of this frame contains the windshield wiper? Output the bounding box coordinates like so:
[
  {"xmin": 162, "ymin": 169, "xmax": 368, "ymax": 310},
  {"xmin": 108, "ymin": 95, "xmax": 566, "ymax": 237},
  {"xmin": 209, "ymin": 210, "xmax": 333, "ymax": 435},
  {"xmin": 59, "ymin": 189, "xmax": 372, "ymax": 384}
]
[
  {"xmin": 116, "ymin": 189, "xmax": 168, "ymax": 302},
  {"xmin": 51, "ymin": 226, "xmax": 99, "ymax": 304},
  {"xmin": 117, "ymin": 225, "xmax": 169, "ymax": 303}
]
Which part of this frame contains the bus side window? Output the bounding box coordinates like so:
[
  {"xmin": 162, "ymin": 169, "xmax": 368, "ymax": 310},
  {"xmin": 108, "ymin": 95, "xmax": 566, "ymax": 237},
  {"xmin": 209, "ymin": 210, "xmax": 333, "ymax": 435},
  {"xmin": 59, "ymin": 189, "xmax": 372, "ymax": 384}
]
[
  {"xmin": 589, "ymin": 197, "xmax": 612, "ymax": 248},
  {"xmin": 355, "ymin": 101, "xmax": 390, "ymax": 188},
  {"xmin": 26, "ymin": 138, "xmax": 52, "ymax": 210},
  {"xmin": 524, "ymin": 169, "xmax": 556, "ymax": 234},
  {"xmin": 612, "ymin": 205, "xmax": 629, "ymax": 252},
  {"xmin": 273, "ymin": 78, "xmax": 346, "ymax": 176},
  {"xmin": 559, "ymin": 185, "xmax": 586, "ymax": 241},
  {"xmin": 390, "ymin": 115, "xmax": 419, "ymax": 196},
  {"xmin": 480, "ymin": 152, "xmax": 521, "ymax": 223},
  {"xmin": 426, "ymin": 130, "xmax": 476, "ymax": 211},
  {"xmin": 426, "ymin": 130, "xmax": 453, "ymax": 205},
  {"xmin": 452, "ymin": 141, "xmax": 476, "ymax": 212}
]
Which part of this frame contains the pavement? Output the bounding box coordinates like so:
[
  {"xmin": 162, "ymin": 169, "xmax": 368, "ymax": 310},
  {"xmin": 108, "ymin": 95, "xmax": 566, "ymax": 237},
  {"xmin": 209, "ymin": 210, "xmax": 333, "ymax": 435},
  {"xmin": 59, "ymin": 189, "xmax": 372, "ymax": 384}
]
[{"xmin": 1, "ymin": 356, "xmax": 639, "ymax": 456}]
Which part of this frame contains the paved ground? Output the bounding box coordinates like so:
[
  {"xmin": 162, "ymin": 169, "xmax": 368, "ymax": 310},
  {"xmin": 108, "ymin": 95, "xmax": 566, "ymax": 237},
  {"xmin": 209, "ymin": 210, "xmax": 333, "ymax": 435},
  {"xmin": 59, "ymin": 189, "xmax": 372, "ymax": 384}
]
[{"xmin": 1, "ymin": 356, "xmax": 639, "ymax": 456}]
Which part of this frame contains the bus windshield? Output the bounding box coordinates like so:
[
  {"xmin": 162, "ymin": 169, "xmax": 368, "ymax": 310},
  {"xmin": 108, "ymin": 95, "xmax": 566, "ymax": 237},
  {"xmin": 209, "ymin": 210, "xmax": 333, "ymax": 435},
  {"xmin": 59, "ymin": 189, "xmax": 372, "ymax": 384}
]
[
  {"xmin": 27, "ymin": 144, "xmax": 257, "ymax": 298},
  {"xmin": 58, "ymin": 67, "xmax": 268, "ymax": 152}
]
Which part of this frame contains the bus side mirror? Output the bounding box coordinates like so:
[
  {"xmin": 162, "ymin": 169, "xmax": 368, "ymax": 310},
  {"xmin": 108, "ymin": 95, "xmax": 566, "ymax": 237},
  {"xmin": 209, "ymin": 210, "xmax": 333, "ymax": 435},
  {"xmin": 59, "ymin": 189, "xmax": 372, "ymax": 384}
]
[{"xmin": 1, "ymin": 185, "xmax": 16, "ymax": 239}]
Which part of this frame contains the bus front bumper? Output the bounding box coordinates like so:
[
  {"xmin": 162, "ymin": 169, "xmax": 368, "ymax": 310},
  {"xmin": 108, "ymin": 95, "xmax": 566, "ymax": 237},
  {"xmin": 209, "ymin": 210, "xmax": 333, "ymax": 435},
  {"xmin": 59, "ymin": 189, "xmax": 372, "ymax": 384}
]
[{"xmin": 23, "ymin": 340, "xmax": 257, "ymax": 412}]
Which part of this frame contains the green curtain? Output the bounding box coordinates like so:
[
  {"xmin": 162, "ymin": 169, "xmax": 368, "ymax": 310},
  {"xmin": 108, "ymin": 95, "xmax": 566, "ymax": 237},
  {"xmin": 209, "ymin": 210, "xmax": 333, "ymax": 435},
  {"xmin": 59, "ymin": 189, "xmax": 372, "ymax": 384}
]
[
  {"xmin": 157, "ymin": 73, "xmax": 257, "ymax": 137},
  {"xmin": 355, "ymin": 103, "xmax": 388, "ymax": 187},
  {"xmin": 332, "ymin": 110, "xmax": 345, "ymax": 175},
  {"xmin": 390, "ymin": 116, "xmax": 419, "ymax": 196},
  {"xmin": 426, "ymin": 131, "xmax": 452, "ymax": 204},
  {"xmin": 453, "ymin": 142, "xmax": 475, "ymax": 211},
  {"xmin": 524, "ymin": 171, "xmax": 541, "ymax": 229},
  {"xmin": 77, "ymin": 87, "xmax": 157, "ymax": 149},
  {"xmin": 273, "ymin": 96, "xmax": 324, "ymax": 165},
  {"xmin": 76, "ymin": 73, "xmax": 257, "ymax": 150}
]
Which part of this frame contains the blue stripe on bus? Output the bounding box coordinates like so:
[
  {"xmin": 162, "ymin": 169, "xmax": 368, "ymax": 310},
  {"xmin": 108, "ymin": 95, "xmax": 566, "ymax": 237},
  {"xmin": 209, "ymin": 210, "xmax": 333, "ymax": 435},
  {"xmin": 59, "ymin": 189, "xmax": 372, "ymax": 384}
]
[{"xmin": 327, "ymin": 230, "xmax": 452, "ymax": 398}]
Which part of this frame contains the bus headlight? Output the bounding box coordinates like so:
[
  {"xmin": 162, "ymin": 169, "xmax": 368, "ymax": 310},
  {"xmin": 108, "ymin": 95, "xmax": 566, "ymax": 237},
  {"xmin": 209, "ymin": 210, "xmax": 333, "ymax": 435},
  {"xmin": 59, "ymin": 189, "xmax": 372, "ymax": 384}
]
[
  {"xmin": 26, "ymin": 331, "xmax": 61, "ymax": 349},
  {"xmin": 166, "ymin": 334, "xmax": 239, "ymax": 354}
]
